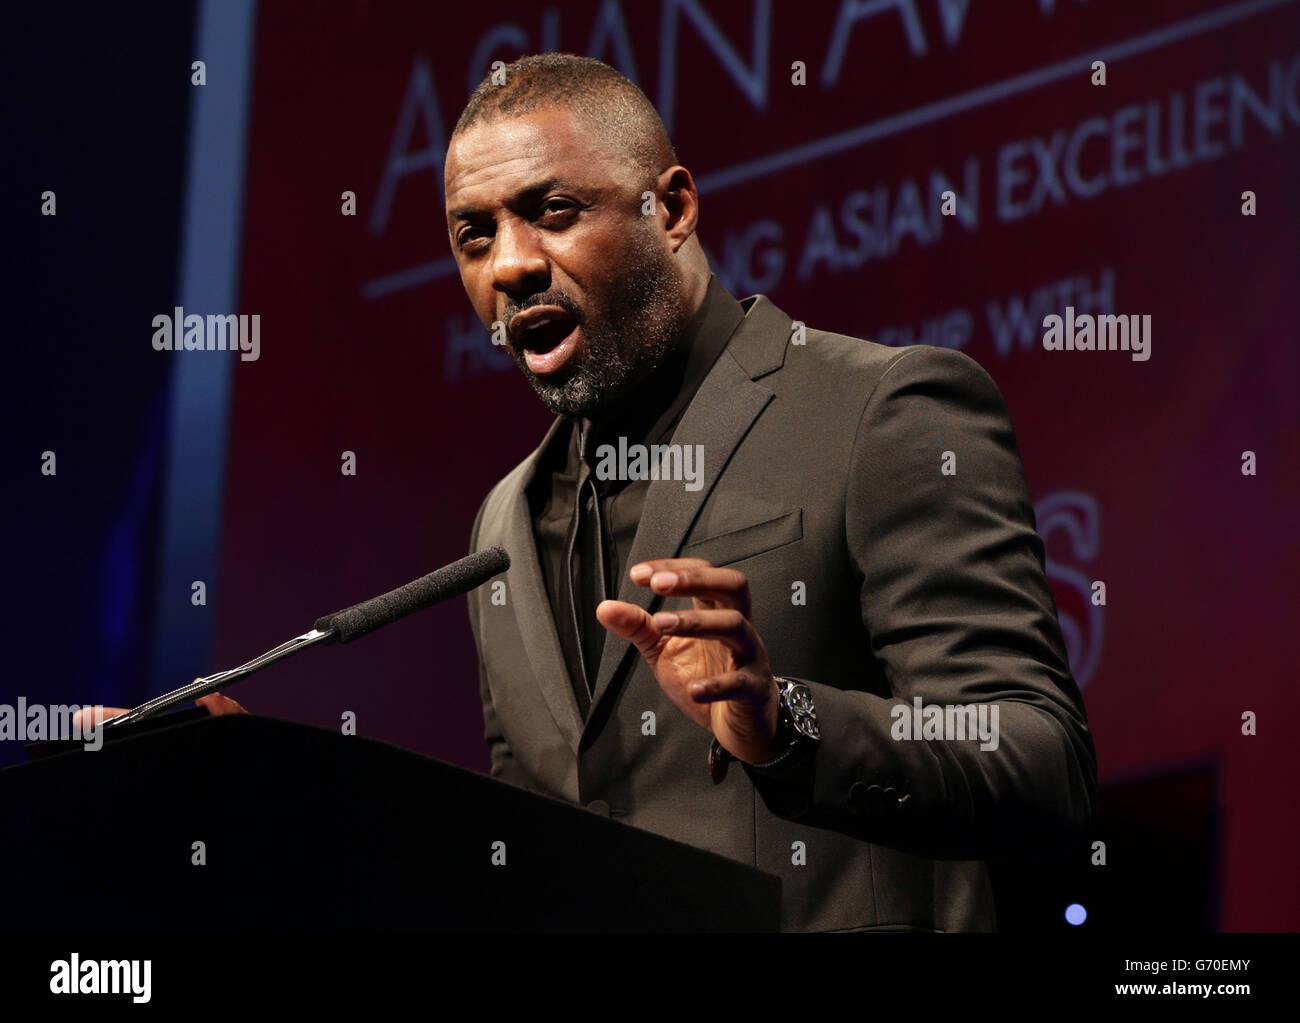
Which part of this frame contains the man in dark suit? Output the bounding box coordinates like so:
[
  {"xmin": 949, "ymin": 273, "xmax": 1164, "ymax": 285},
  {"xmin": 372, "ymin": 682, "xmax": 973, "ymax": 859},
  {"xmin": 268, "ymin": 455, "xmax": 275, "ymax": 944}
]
[{"xmin": 452, "ymin": 54, "xmax": 1097, "ymax": 932}]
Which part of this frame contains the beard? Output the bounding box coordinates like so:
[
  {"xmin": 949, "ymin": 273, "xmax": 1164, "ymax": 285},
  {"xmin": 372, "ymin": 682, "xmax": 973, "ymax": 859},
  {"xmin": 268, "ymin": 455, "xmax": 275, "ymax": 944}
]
[{"xmin": 505, "ymin": 225, "xmax": 687, "ymax": 419}]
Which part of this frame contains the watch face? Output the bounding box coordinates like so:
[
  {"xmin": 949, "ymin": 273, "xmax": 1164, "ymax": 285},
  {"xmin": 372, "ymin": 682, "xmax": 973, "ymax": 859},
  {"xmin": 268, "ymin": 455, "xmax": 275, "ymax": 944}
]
[{"xmin": 785, "ymin": 684, "xmax": 821, "ymax": 740}]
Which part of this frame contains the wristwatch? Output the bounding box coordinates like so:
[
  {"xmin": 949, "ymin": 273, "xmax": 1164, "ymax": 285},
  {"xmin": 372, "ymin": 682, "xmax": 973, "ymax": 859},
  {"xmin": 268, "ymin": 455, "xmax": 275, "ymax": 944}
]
[{"xmin": 708, "ymin": 677, "xmax": 821, "ymax": 784}]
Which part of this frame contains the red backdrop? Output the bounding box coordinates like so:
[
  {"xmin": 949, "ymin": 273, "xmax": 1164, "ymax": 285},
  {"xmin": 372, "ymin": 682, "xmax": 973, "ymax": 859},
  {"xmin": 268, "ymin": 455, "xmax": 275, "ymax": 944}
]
[{"xmin": 217, "ymin": 0, "xmax": 1300, "ymax": 929}]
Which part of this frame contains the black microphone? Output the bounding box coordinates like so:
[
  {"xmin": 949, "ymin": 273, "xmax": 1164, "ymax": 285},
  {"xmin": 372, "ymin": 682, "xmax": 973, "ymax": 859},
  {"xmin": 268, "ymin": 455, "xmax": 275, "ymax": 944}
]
[
  {"xmin": 315, "ymin": 545, "xmax": 510, "ymax": 643},
  {"xmin": 102, "ymin": 546, "xmax": 510, "ymax": 730}
]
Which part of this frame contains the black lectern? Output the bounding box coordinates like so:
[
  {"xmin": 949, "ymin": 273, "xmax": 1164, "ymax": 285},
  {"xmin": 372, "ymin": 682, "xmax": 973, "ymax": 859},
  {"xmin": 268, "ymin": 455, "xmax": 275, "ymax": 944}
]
[{"xmin": 1, "ymin": 714, "xmax": 780, "ymax": 931}]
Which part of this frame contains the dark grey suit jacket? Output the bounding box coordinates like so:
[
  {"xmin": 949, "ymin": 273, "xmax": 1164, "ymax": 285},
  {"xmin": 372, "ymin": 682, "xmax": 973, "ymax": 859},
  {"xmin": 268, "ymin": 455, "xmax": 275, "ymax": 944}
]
[{"xmin": 468, "ymin": 289, "xmax": 1098, "ymax": 932}]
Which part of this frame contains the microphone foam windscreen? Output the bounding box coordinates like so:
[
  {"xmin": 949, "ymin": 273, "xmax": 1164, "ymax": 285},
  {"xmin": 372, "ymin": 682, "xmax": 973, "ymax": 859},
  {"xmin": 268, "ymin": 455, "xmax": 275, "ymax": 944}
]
[{"xmin": 314, "ymin": 546, "xmax": 509, "ymax": 644}]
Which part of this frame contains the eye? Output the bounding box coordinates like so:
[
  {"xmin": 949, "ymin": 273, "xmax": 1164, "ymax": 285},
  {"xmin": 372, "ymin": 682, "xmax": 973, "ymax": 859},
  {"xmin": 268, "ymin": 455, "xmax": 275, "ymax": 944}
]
[
  {"xmin": 539, "ymin": 199, "xmax": 578, "ymax": 222},
  {"xmin": 457, "ymin": 225, "xmax": 489, "ymax": 250}
]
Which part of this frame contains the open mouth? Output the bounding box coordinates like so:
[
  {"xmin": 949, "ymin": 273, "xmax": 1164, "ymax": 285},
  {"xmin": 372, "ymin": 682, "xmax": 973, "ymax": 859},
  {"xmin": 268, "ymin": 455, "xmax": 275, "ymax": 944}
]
[
  {"xmin": 521, "ymin": 316, "xmax": 578, "ymax": 354},
  {"xmin": 519, "ymin": 318, "xmax": 582, "ymax": 376}
]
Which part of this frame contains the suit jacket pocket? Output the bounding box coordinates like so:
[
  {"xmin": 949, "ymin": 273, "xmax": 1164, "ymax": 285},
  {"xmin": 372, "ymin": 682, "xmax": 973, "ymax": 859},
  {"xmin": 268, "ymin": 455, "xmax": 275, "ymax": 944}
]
[{"xmin": 681, "ymin": 508, "xmax": 803, "ymax": 566}]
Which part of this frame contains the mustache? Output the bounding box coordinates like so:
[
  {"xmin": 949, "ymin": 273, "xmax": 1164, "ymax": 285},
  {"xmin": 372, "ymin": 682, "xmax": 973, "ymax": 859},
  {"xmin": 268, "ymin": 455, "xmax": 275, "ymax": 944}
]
[{"xmin": 504, "ymin": 290, "xmax": 583, "ymax": 326}]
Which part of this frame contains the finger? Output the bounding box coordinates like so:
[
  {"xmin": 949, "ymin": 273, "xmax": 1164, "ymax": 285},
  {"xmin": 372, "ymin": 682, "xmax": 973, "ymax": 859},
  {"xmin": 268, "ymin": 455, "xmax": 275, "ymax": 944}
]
[
  {"xmin": 71, "ymin": 706, "xmax": 129, "ymax": 731},
  {"xmin": 596, "ymin": 600, "xmax": 664, "ymax": 662},
  {"xmin": 196, "ymin": 692, "xmax": 248, "ymax": 715},
  {"xmin": 649, "ymin": 608, "xmax": 757, "ymax": 661},
  {"xmin": 637, "ymin": 564, "xmax": 752, "ymax": 613},
  {"xmin": 627, "ymin": 558, "xmax": 714, "ymax": 585}
]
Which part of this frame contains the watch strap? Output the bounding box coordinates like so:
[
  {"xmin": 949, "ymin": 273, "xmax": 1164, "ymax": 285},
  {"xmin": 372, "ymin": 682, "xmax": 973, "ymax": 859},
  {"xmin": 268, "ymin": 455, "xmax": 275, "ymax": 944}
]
[{"xmin": 707, "ymin": 678, "xmax": 817, "ymax": 783}]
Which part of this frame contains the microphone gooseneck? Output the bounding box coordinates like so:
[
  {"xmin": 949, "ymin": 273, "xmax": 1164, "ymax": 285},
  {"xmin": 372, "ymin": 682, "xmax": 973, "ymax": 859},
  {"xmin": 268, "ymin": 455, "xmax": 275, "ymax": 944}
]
[{"xmin": 102, "ymin": 546, "xmax": 510, "ymax": 730}]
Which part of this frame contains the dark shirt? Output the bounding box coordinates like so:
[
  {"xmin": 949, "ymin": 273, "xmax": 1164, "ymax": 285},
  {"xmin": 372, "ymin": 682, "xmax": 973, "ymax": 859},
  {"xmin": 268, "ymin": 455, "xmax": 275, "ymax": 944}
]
[{"xmin": 529, "ymin": 274, "xmax": 744, "ymax": 718}]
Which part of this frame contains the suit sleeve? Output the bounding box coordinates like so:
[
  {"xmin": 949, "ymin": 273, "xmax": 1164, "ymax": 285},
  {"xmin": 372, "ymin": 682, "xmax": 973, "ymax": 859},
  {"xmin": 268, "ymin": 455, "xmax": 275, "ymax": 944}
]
[
  {"xmin": 743, "ymin": 345, "xmax": 1098, "ymax": 860},
  {"xmin": 468, "ymin": 493, "xmax": 518, "ymax": 783}
]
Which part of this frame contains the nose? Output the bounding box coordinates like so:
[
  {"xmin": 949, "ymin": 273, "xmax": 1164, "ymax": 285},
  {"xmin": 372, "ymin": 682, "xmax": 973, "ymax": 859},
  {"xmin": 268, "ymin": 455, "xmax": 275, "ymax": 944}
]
[{"xmin": 491, "ymin": 217, "xmax": 549, "ymax": 300}]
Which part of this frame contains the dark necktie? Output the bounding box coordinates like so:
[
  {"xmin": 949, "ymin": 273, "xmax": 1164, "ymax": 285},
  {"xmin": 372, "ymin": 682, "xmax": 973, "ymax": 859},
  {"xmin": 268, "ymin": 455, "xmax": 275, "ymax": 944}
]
[{"xmin": 566, "ymin": 423, "xmax": 608, "ymax": 702}]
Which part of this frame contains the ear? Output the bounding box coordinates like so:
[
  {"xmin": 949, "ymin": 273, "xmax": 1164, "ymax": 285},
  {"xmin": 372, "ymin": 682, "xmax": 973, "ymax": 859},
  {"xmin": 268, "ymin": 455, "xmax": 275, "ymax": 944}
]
[{"xmin": 657, "ymin": 166, "xmax": 700, "ymax": 253}]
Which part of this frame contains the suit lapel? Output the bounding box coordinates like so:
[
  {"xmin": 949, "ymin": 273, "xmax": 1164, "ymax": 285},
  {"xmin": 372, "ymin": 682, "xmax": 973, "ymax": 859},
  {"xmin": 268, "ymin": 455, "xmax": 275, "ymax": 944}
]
[
  {"xmin": 584, "ymin": 352, "xmax": 775, "ymax": 718},
  {"xmin": 495, "ymin": 418, "xmax": 586, "ymax": 753},
  {"xmin": 490, "ymin": 288, "xmax": 794, "ymax": 749},
  {"xmin": 583, "ymin": 291, "xmax": 792, "ymax": 716}
]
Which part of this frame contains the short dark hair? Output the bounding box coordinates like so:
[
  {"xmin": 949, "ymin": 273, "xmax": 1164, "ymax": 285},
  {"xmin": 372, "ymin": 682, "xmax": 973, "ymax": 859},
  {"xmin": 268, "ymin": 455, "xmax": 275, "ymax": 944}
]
[{"xmin": 453, "ymin": 53, "xmax": 678, "ymax": 191}]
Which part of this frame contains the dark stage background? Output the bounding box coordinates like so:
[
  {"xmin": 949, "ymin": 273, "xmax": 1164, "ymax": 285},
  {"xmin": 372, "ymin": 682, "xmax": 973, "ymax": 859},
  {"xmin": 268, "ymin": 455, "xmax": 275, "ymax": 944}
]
[{"xmin": 5, "ymin": 0, "xmax": 1298, "ymax": 932}]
